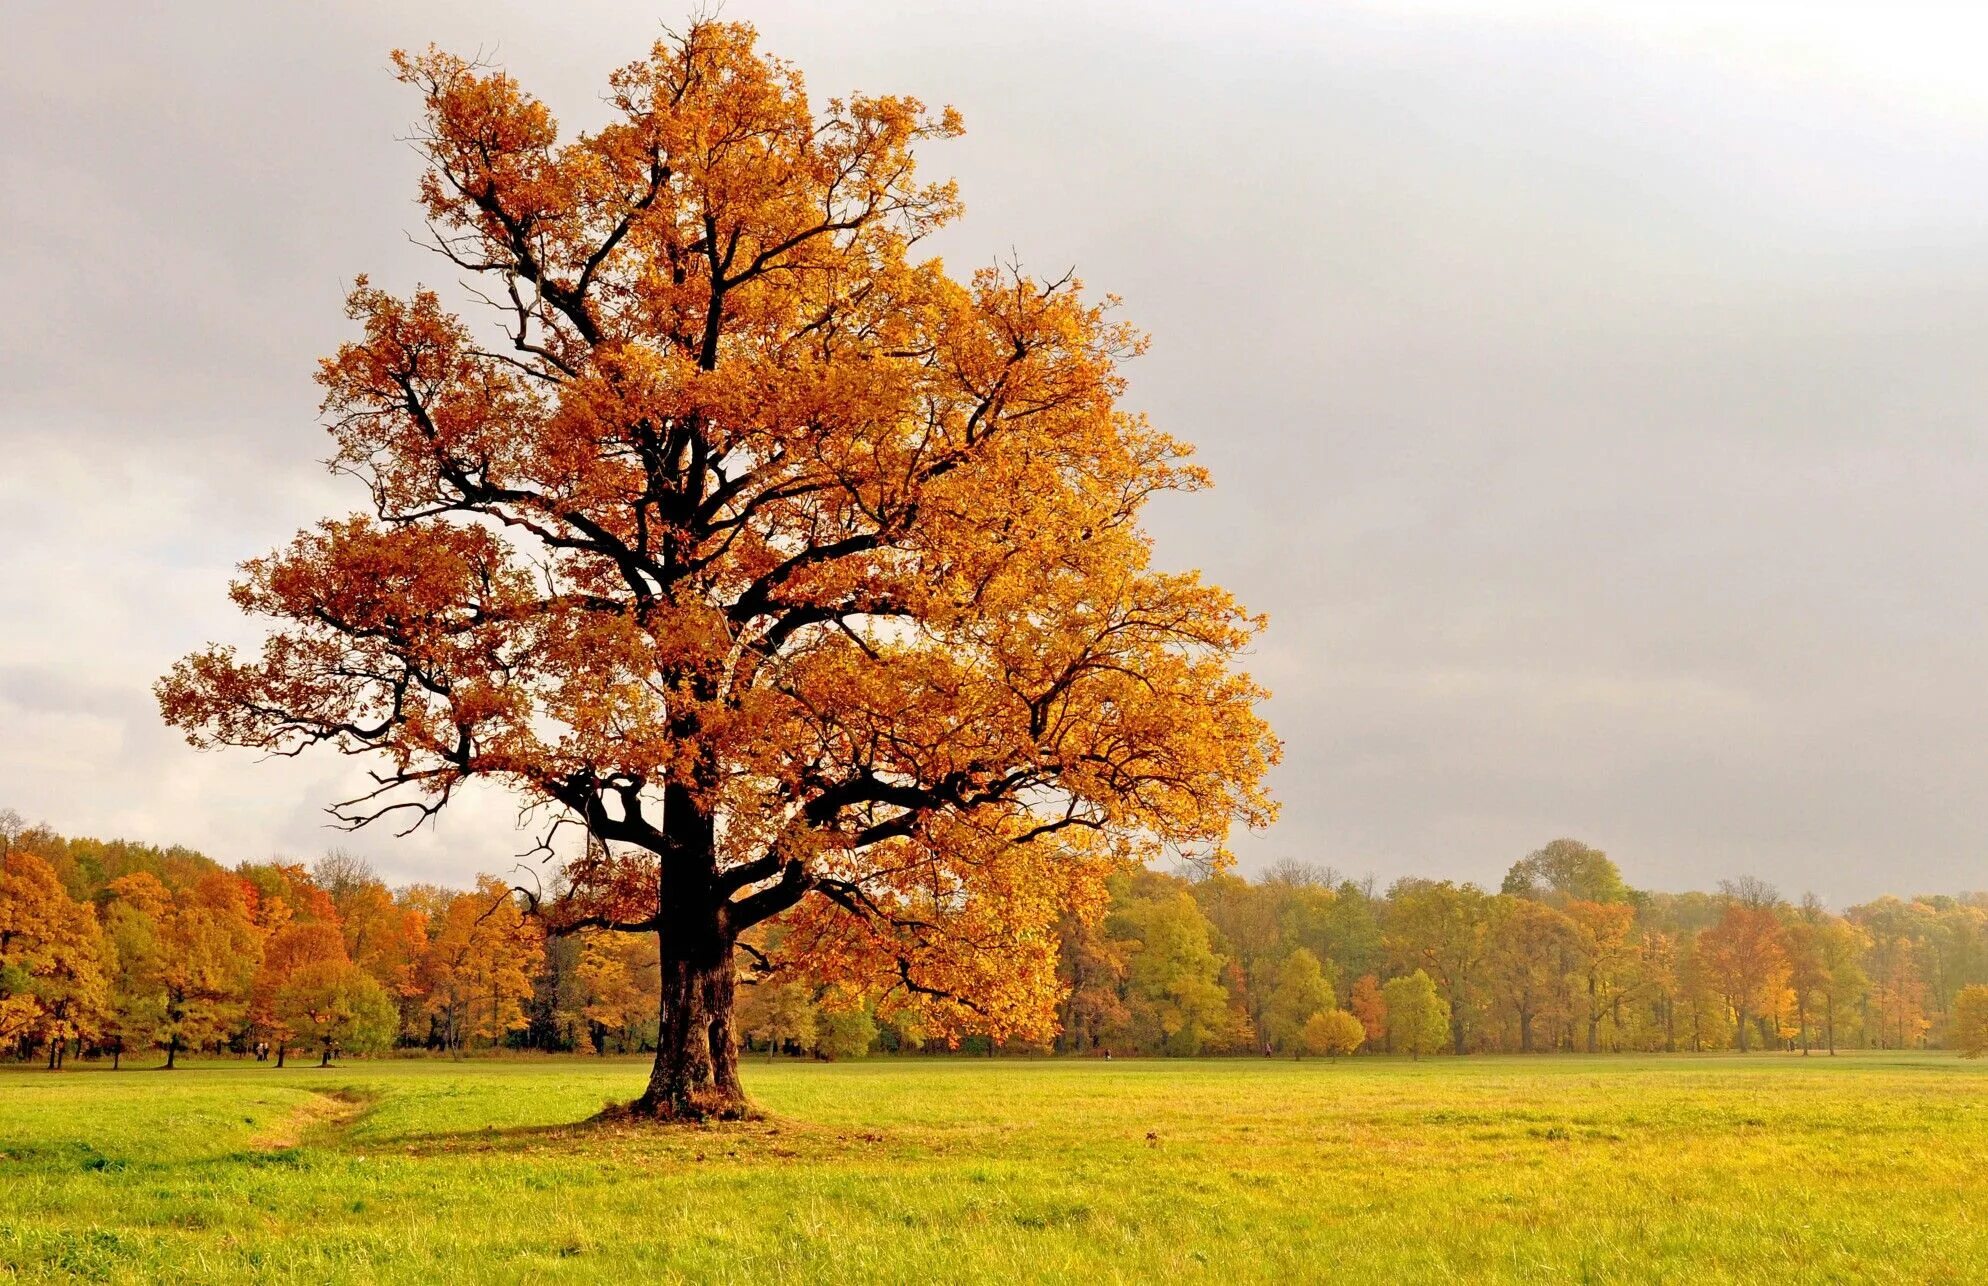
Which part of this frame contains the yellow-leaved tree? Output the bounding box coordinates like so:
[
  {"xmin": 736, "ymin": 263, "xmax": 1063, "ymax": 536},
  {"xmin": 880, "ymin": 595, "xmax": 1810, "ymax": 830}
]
[
  {"xmin": 1300, "ymin": 1008, "xmax": 1366, "ymax": 1061},
  {"xmin": 1956, "ymin": 984, "xmax": 1988, "ymax": 1059},
  {"xmin": 157, "ymin": 19, "xmax": 1275, "ymax": 1119},
  {"xmin": 422, "ymin": 878, "xmax": 545, "ymax": 1052},
  {"xmin": 0, "ymin": 849, "xmax": 110, "ymax": 1067}
]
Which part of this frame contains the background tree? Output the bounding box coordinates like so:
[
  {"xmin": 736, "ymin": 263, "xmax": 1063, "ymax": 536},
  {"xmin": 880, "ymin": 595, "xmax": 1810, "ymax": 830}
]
[
  {"xmin": 1814, "ymin": 916, "xmax": 1868, "ymax": 1054},
  {"xmin": 1565, "ymin": 899, "xmax": 1635, "ymax": 1053},
  {"xmin": 738, "ymin": 979, "xmax": 817, "ymax": 1057},
  {"xmin": 1114, "ymin": 889, "xmax": 1243, "ymax": 1056},
  {"xmin": 1501, "ymin": 839, "xmax": 1629, "ymax": 905},
  {"xmin": 1349, "ymin": 974, "xmax": 1388, "ymax": 1051},
  {"xmin": 1385, "ymin": 880, "xmax": 1489, "ymax": 1053},
  {"xmin": 1484, "ymin": 896, "xmax": 1576, "ymax": 1053},
  {"xmin": 0, "ymin": 851, "xmax": 73, "ymax": 1049},
  {"xmin": 1264, "ymin": 947, "xmax": 1335, "ymax": 1055},
  {"xmin": 1053, "ymin": 910, "xmax": 1128, "ymax": 1053},
  {"xmin": 1633, "ymin": 931, "xmax": 1680, "ymax": 1052},
  {"xmin": 317, "ymin": 852, "xmax": 430, "ymax": 1015},
  {"xmin": 1780, "ymin": 897, "xmax": 1843, "ymax": 1055},
  {"xmin": 276, "ymin": 959, "xmax": 397, "ymax": 1065},
  {"xmin": 1382, "ymin": 970, "xmax": 1450, "ymax": 1060},
  {"xmin": 109, "ymin": 871, "xmax": 259, "ymax": 1068},
  {"xmin": 814, "ymin": 991, "xmax": 879, "ymax": 1060},
  {"xmin": 252, "ymin": 920, "xmax": 349, "ymax": 1066},
  {"xmin": 1955, "ymin": 984, "xmax": 1988, "ymax": 1058},
  {"xmin": 98, "ymin": 886, "xmax": 167, "ymax": 1069},
  {"xmin": 1675, "ymin": 933, "xmax": 1734, "ymax": 1051},
  {"xmin": 0, "ymin": 850, "xmax": 108, "ymax": 1067},
  {"xmin": 156, "ymin": 17, "xmax": 1276, "ymax": 1121},
  {"xmin": 422, "ymin": 879, "xmax": 544, "ymax": 1052},
  {"xmin": 1853, "ymin": 898, "xmax": 1932, "ymax": 1049},
  {"xmin": 1301, "ymin": 1008, "xmax": 1365, "ymax": 1061},
  {"xmin": 1699, "ymin": 900, "xmax": 1787, "ymax": 1052},
  {"xmin": 566, "ymin": 928, "xmax": 658, "ymax": 1053}
]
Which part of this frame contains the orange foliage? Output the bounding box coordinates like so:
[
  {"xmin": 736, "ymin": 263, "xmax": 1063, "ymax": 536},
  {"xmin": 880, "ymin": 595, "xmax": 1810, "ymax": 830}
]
[
  {"xmin": 1698, "ymin": 905, "xmax": 1788, "ymax": 1052},
  {"xmin": 153, "ymin": 18, "xmax": 1276, "ymax": 1103}
]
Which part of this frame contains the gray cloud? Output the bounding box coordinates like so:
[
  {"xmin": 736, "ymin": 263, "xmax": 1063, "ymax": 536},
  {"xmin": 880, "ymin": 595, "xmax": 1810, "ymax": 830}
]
[{"xmin": 4, "ymin": 1, "xmax": 1985, "ymax": 902}]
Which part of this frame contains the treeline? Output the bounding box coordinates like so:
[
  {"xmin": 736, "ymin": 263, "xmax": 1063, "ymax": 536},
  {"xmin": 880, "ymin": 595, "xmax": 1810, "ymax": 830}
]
[
  {"xmin": 1057, "ymin": 845, "xmax": 1988, "ymax": 1058},
  {"xmin": 0, "ymin": 815, "xmax": 546, "ymax": 1068},
  {"xmin": 4, "ymin": 814, "xmax": 1987, "ymax": 1066},
  {"xmin": 0, "ymin": 812, "xmax": 876, "ymax": 1068}
]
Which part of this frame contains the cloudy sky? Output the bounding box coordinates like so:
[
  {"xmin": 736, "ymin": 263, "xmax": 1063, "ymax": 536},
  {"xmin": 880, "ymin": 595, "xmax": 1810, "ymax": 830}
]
[{"xmin": 4, "ymin": 1, "xmax": 1985, "ymax": 901}]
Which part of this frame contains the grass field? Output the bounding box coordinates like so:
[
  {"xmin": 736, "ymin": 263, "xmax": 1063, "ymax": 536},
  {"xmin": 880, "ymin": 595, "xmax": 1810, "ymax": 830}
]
[{"xmin": 2, "ymin": 1052, "xmax": 1984, "ymax": 1282}]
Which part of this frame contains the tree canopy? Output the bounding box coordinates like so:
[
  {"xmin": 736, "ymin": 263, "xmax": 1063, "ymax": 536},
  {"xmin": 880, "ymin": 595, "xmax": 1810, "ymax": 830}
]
[{"xmin": 155, "ymin": 19, "xmax": 1276, "ymax": 1118}]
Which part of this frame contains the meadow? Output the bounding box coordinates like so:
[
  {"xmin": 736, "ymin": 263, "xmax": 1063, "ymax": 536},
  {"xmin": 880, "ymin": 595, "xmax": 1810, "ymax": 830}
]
[{"xmin": 2, "ymin": 1052, "xmax": 1984, "ymax": 1283}]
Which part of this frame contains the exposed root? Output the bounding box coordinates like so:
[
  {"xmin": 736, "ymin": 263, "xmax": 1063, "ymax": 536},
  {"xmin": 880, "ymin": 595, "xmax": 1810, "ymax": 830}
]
[{"xmin": 597, "ymin": 1090, "xmax": 761, "ymax": 1126}]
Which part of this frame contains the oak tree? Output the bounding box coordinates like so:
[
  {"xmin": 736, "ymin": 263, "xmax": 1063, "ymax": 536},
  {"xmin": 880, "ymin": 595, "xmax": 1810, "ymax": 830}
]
[{"xmin": 157, "ymin": 20, "xmax": 1275, "ymax": 1117}]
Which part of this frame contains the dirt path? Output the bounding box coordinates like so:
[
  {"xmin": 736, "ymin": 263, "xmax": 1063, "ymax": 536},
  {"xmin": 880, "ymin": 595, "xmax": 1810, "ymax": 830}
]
[{"xmin": 250, "ymin": 1088, "xmax": 372, "ymax": 1150}]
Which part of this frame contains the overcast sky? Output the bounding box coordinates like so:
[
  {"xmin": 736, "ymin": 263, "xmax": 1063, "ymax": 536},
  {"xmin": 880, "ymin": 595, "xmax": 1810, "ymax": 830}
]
[{"xmin": 4, "ymin": 1, "xmax": 1986, "ymax": 902}]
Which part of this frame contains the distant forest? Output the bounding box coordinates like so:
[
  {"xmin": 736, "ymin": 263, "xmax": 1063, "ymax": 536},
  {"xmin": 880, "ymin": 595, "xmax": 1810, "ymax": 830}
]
[{"xmin": 4, "ymin": 811, "xmax": 1985, "ymax": 1066}]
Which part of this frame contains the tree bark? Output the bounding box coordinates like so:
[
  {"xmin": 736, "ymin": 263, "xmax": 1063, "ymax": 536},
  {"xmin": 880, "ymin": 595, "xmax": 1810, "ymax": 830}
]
[
  {"xmin": 629, "ymin": 934, "xmax": 751, "ymax": 1120},
  {"xmin": 276, "ymin": 1043, "xmax": 286, "ymax": 1068},
  {"xmin": 165, "ymin": 1035, "xmax": 179, "ymax": 1070},
  {"xmin": 618, "ymin": 784, "xmax": 762, "ymax": 1123}
]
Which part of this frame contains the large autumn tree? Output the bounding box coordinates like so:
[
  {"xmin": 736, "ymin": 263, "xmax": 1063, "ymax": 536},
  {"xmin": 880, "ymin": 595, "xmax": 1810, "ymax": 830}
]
[{"xmin": 158, "ymin": 21, "xmax": 1276, "ymax": 1119}]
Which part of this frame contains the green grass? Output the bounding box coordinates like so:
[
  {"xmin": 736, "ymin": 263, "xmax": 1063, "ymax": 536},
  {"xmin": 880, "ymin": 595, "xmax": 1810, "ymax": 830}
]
[{"xmin": 2, "ymin": 1052, "xmax": 1983, "ymax": 1282}]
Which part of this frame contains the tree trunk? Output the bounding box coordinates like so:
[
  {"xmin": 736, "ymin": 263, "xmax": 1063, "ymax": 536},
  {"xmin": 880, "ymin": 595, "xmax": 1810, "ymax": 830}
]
[
  {"xmin": 320, "ymin": 1041, "xmax": 333, "ymax": 1068},
  {"xmin": 1735, "ymin": 1005, "xmax": 1750, "ymax": 1052},
  {"xmin": 629, "ymin": 932, "xmax": 751, "ymax": 1121},
  {"xmin": 276, "ymin": 1043, "xmax": 287, "ymax": 1068},
  {"xmin": 112, "ymin": 1042, "xmax": 122, "ymax": 1071},
  {"xmin": 165, "ymin": 1036, "xmax": 178, "ymax": 1070}
]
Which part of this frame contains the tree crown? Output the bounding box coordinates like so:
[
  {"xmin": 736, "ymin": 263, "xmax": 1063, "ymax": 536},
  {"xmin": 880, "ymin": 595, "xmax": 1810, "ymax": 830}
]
[{"xmin": 157, "ymin": 21, "xmax": 1277, "ymax": 1042}]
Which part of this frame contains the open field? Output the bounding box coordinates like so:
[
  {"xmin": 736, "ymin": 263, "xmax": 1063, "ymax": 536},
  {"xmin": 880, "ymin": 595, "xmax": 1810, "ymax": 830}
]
[{"xmin": 2, "ymin": 1053, "xmax": 1984, "ymax": 1282}]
